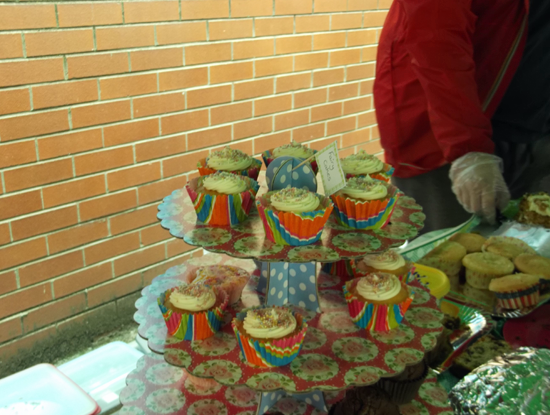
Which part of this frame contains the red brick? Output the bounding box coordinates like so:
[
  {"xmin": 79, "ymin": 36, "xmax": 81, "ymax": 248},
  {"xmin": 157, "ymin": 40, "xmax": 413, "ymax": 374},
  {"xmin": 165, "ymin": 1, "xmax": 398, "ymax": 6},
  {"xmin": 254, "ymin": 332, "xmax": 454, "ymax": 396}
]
[
  {"xmin": 255, "ymin": 95, "xmax": 292, "ymax": 116},
  {"xmin": 0, "ymin": 34, "xmax": 23, "ymax": 59},
  {"xmin": 233, "ymin": 39, "xmax": 274, "ymax": 60},
  {"xmin": 0, "ymin": 58, "xmax": 64, "ymax": 88},
  {"xmin": 0, "ymin": 224, "xmax": 10, "ymax": 246},
  {"xmin": 161, "ymin": 109, "xmax": 209, "ymax": 135},
  {"xmin": 33, "ymin": 80, "xmax": 98, "ymax": 110},
  {"xmin": 79, "ymin": 190, "xmax": 137, "ymax": 222},
  {"xmin": 275, "ymin": 109, "xmax": 309, "ymax": 131},
  {"xmin": 187, "ymin": 85, "xmax": 231, "ymax": 109},
  {"xmin": 75, "ymin": 147, "xmax": 134, "ymax": 176},
  {"xmin": 232, "ymin": 0, "xmax": 272, "ymax": 17},
  {"xmin": 0, "ymin": 271, "xmax": 17, "ymax": 296},
  {"xmin": 88, "ymin": 272, "xmax": 144, "ymax": 307},
  {"xmin": 210, "ymin": 61, "xmax": 253, "ymax": 84},
  {"xmin": 364, "ymin": 11, "xmax": 388, "ymax": 27},
  {"xmin": 255, "ymin": 17, "xmax": 294, "ymax": 36},
  {"xmin": 0, "ymin": 88, "xmax": 30, "ymax": 116},
  {"xmin": 133, "ymin": 92, "xmax": 186, "ymax": 118},
  {"xmin": 295, "ymin": 52, "xmax": 329, "ymax": 71},
  {"xmin": 0, "ymin": 5, "xmax": 56, "ymax": 30},
  {"xmin": 58, "ymin": 3, "xmax": 123, "ymax": 27},
  {"xmin": 234, "ymin": 78, "xmax": 273, "ymax": 101},
  {"xmin": 0, "ymin": 140, "xmax": 36, "ymax": 169},
  {"xmin": 124, "ymin": 1, "xmax": 179, "ymax": 23},
  {"xmin": 310, "ymin": 137, "xmax": 341, "ymax": 151},
  {"xmin": 104, "ymin": 119, "xmax": 159, "ymax": 148},
  {"xmin": 276, "ymin": 35, "xmax": 312, "ymax": 55},
  {"xmin": 72, "ymin": 100, "xmax": 131, "ymax": 129},
  {"xmin": 0, "ymin": 191, "xmax": 41, "ymax": 221},
  {"xmin": 313, "ymin": 32, "xmax": 346, "ymax": 50},
  {"xmin": 188, "ymin": 125, "xmax": 232, "ymax": 151},
  {"xmin": 254, "ymin": 131, "xmax": 290, "ymax": 153},
  {"xmin": 311, "ymin": 102, "xmax": 343, "ymax": 122},
  {"xmin": 11, "ymin": 206, "xmax": 78, "ymax": 242},
  {"xmin": 362, "ymin": 45, "xmax": 377, "ymax": 62},
  {"xmin": 314, "ymin": 68, "xmax": 345, "ymax": 86},
  {"xmin": 331, "ymin": 13, "xmax": 363, "ymax": 30},
  {"xmin": 107, "ymin": 162, "xmax": 162, "ymax": 191},
  {"xmin": 358, "ymin": 110, "xmax": 377, "ymax": 127},
  {"xmin": 327, "ymin": 116, "xmax": 356, "ymax": 135},
  {"xmin": 360, "ymin": 79, "xmax": 374, "ymax": 95},
  {"xmin": 130, "ymin": 48, "xmax": 183, "ymax": 72},
  {"xmin": 348, "ymin": 29, "xmax": 377, "ymax": 46},
  {"xmin": 141, "ymin": 224, "xmax": 171, "ymax": 246},
  {"xmin": 358, "ymin": 138, "xmax": 383, "ymax": 154},
  {"xmin": 294, "ymin": 88, "xmax": 327, "ymax": 108},
  {"xmin": 135, "ymin": 135, "xmax": 186, "ymax": 162},
  {"xmin": 275, "ymin": 0, "xmax": 312, "ymax": 15},
  {"xmin": 4, "ymin": 159, "xmax": 73, "ymax": 193},
  {"xmin": 276, "ymin": 73, "xmax": 311, "ymax": 94},
  {"xmin": 0, "ymin": 317, "xmax": 22, "ymax": 343},
  {"xmin": 48, "ymin": 221, "xmax": 108, "ymax": 255},
  {"xmin": 329, "ymin": 83, "xmax": 359, "ymax": 101},
  {"xmin": 137, "ymin": 175, "xmax": 188, "ymax": 205},
  {"xmin": 211, "ymin": 102, "xmax": 252, "ymax": 125},
  {"xmin": 54, "ymin": 263, "xmax": 112, "ymax": 299},
  {"xmin": 181, "ymin": 0, "xmax": 229, "ymax": 19},
  {"xmin": 211, "ymin": 140, "xmax": 253, "ymax": 155},
  {"xmin": 96, "ymin": 25, "xmax": 155, "ymax": 51},
  {"xmin": 293, "ymin": 123, "xmax": 325, "ymax": 143},
  {"xmin": 114, "ymin": 243, "xmax": 166, "ymax": 277},
  {"xmin": 109, "ymin": 205, "xmax": 159, "ymax": 235},
  {"xmin": 342, "ymin": 127, "xmax": 371, "ymax": 147},
  {"xmin": 19, "ymin": 251, "xmax": 83, "ymax": 288},
  {"xmin": 42, "ymin": 176, "xmax": 106, "ymax": 209},
  {"xmin": 372, "ymin": 125, "xmax": 381, "ymax": 140},
  {"xmin": 185, "ymin": 43, "xmax": 231, "ymax": 65},
  {"xmin": 234, "ymin": 117, "xmax": 272, "ymax": 140},
  {"xmin": 378, "ymin": 0, "xmax": 392, "ymax": 8},
  {"xmin": 344, "ymin": 96, "xmax": 371, "ymax": 115},
  {"xmin": 255, "ymin": 56, "xmax": 293, "ymax": 77},
  {"xmin": 0, "ymin": 326, "xmax": 56, "ymax": 364},
  {"xmin": 210, "ymin": 19, "xmax": 253, "ymax": 41},
  {"xmin": 100, "ymin": 73, "xmax": 157, "ymax": 100},
  {"xmin": 347, "ymin": 62, "xmax": 375, "ymax": 80},
  {"xmin": 0, "ymin": 238, "xmax": 48, "ymax": 272},
  {"xmin": 38, "ymin": 129, "xmax": 102, "ymax": 160},
  {"xmin": 296, "ymin": 15, "xmax": 330, "ymax": 33},
  {"xmin": 25, "ymin": 29, "xmax": 94, "ymax": 57},
  {"xmin": 157, "ymin": 22, "xmax": 207, "ymax": 45},
  {"xmin": 349, "ymin": 0, "xmax": 378, "ymax": 10},
  {"xmin": 23, "ymin": 293, "xmax": 86, "ymax": 333},
  {"xmin": 68, "ymin": 52, "xmax": 128, "ymax": 79},
  {"xmin": 159, "ymin": 67, "xmax": 208, "ymax": 92},
  {"xmin": 0, "ymin": 283, "xmax": 52, "ymax": 320},
  {"xmin": 0, "ymin": 109, "xmax": 69, "ymax": 142},
  {"xmin": 85, "ymin": 232, "xmax": 140, "ymax": 265},
  {"xmin": 330, "ymin": 49, "xmax": 362, "ymax": 67},
  {"xmin": 162, "ymin": 149, "xmax": 209, "ymax": 178},
  {"xmin": 166, "ymin": 239, "xmax": 194, "ymax": 258}
]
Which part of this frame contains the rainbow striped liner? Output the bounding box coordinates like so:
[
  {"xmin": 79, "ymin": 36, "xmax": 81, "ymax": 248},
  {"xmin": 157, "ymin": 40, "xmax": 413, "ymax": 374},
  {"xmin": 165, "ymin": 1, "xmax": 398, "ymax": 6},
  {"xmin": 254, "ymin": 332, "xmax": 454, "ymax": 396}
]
[
  {"xmin": 350, "ymin": 260, "xmax": 417, "ymax": 284},
  {"xmin": 345, "ymin": 164, "xmax": 395, "ymax": 183},
  {"xmin": 494, "ymin": 284, "xmax": 540, "ymax": 310},
  {"xmin": 331, "ymin": 184, "xmax": 400, "ymax": 230},
  {"xmin": 158, "ymin": 287, "xmax": 228, "ymax": 341},
  {"xmin": 197, "ymin": 157, "xmax": 262, "ymax": 181},
  {"xmin": 343, "ymin": 279, "xmax": 414, "ymax": 332},
  {"xmin": 186, "ymin": 175, "xmax": 259, "ymax": 226},
  {"xmin": 322, "ymin": 260, "xmax": 355, "ymax": 279},
  {"xmin": 261, "ymin": 148, "xmax": 319, "ymax": 174},
  {"xmin": 232, "ymin": 306, "xmax": 307, "ymax": 367},
  {"xmin": 256, "ymin": 192, "xmax": 333, "ymax": 246}
]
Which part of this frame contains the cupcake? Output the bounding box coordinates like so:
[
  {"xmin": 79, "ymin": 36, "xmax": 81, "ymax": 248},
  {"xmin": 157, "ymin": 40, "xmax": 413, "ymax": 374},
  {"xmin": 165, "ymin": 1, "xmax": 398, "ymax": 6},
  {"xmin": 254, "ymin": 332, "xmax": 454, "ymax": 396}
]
[
  {"xmin": 352, "ymin": 250, "xmax": 415, "ymax": 283},
  {"xmin": 462, "ymin": 283, "xmax": 496, "ymax": 307},
  {"xmin": 256, "ymin": 187, "xmax": 333, "ymax": 246},
  {"xmin": 340, "ymin": 150, "xmax": 394, "ymax": 182},
  {"xmin": 186, "ymin": 172, "xmax": 259, "ymax": 226},
  {"xmin": 158, "ymin": 284, "xmax": 228, "ymax": 341},
  {"xmin": 262, "ymin": 141, "xmax": 318, "ymax": 174},
  {"xmin": 449, "ymin": 233, "xmax": 487, "ymax": 253},
  {"xmin": 329, "ymin": 387, "xmax": 400, "ymax": 415},
  {"xmin": 514, "ymin": 253, "xmax": 550, "ymax": 291},
  {"xmin": 331, "ymin": 176, "xmax": 399, "ymax": 230},
  {"xmin": 344, "ymin": 273, "xmax": 414, "ymax": 332},
  {"xmin": 516, "ymin": 192, "xmax": 550, "ymax": 228},
  {"xmin": 462, "ymin": 252, "xmax": 515, "ymax": 289},
  {"xmin": 418, "ymin": 241, "xmax": 467, "ymax": 278},
  {"xmin": 489, "ymin": 273, "xmax": 541, "ymax": 309},
  {"xmin": 185, "ymin": 265, "xmax": 251, "ymax": 305},
  {"xmin": 481, "ymin": 236, "xmax": 536, "ymax": 260},
  {"xmin": 198, "ymin": 146, "xmax": 262, "ymax": 180},
  {"xmin": 376, "ymin": 359, "xmax": 429, "ymax": 404},
  {"xmin": 232, "ymin": 306, "xmax": 307, "ymax": 367}
]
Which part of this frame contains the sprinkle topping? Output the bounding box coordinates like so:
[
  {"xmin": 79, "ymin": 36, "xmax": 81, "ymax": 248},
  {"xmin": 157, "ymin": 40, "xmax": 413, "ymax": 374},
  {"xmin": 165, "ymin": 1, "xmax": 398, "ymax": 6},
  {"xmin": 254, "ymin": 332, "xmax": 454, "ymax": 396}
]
[
  {"xmin": 210, "ymin": 146, "xmax": 249, "ymax": 162},
  {"xmin": 346, "ymin": 150, "xmax": 379, "ymax": 162},
  {"xmin": 362, "ymin": 272, "xmax": 392, "ymax": 292},
  {"xmin": 248, "ymin": 308, "xmax": 294, "ymax": 329},
  {"xmin": 175, "ymin": 284, "xmax": 213, "ymax": 297},
  {"xmin": 271, "ymin": 187, "xmax": 311, "ymax": 203},
  {"xmin": 346, "ymin": 176, "xmax": 378, "ymax": 190}
]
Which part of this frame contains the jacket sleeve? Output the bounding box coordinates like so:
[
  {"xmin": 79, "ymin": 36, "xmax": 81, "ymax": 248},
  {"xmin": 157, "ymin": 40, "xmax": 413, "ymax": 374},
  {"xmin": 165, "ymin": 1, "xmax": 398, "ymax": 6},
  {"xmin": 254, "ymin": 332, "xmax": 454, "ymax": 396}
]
[{"xmin": 397, "ymin": 0, "xmax": 494, "ymax": 161}]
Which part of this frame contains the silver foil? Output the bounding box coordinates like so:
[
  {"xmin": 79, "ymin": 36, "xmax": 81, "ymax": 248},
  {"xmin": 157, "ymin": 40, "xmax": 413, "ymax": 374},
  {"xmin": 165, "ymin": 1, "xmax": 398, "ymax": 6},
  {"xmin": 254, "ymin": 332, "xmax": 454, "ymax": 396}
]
[{"xmin": 449, "ymin": 347, "xmax": 550, "ymax": 414}]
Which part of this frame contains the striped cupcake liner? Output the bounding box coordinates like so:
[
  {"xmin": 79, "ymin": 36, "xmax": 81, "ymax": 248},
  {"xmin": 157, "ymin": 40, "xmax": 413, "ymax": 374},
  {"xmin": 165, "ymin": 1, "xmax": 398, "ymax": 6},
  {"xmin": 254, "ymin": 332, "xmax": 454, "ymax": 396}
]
[
  {"xmin": 322, "ymin": 260, "xmax": 355, "ymax": 279},
  {"xmin": 262, "ymin": 148, "xmax": 319, "ymax": 175},
  {"xmin": 539, "ymin": 278, "xmax": 550, "ymax": 293},
  {"xmin": 344, "ymin": 164, "xmax": 394, "ymax": 183},
  {"xmin": 256, "ymin": 193, "xmax": 333, "ymax": 246},
  {"xmin": 197, "ymin": 157, "xmax": 263, "ymax": 181},
  {"xmin": 343, "ymin": 280, "xmax": 414, "ymax": 332},
  {"xmin": 158, "ymin": 287, "xmax": 228, "ymax": 341},
  {"xmin": 350, "ymin": 260, "xmax": 416, "ymax": 284},
  {"xmin": 495, "ymin": 284, "xmax": 540, "ymax": 309},
  {"xmin": 186, "ymin": 175, "xmax": 259, "ymax": 226},
  {"xmin": 232, "ymin": 306, "xmax": 307, "ymax": 367}
]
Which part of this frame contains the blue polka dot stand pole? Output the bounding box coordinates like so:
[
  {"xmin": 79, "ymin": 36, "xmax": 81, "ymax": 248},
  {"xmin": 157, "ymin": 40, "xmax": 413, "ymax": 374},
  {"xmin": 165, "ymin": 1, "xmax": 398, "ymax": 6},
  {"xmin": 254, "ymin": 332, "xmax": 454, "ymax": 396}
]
[
  {"xmin": 265, "ymin": 156, "xmax": 317, "ymax": 192},
  {"xmin": 257, "ymin": 390, "xmax": 327, "ymax": 415}
]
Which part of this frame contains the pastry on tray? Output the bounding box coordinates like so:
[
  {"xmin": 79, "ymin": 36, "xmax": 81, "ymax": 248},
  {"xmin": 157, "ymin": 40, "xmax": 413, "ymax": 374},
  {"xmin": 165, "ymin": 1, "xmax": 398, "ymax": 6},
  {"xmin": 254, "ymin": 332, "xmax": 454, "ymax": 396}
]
[
  {"xmin": 184, "ymin": 265, "xmax": 251, "ymax": 305},
  {"xmin": 262, "ymin": 141, "xmax": 318, "ymax": 174},
  {"xmin": 232, "ymin": 306, "xmax": 307, "ymax": 367},
  {"xmin": 450, "ymin": 334, "xmax": 512, "ymax": 378},
  {"xmin": 462, "ymin": 252, "xmax": 514, "ymax": 289},
  {"xmin": 481, "ymin": 236, "xmax": 537, "ymax": 260},
  {"xmin": 197, "ymin": 146, "xmax": 262, "ymax": 180},
  {"xmin": 340, "ymin": 149, "xmax": 394, "ymax": 182},
  {"xmin": 331, "ymin": 176, "xmax": 399, "ymax": 230},
  {"xmin": 489, "ymin": 273, "xmax": 541, "ymax": 310},
  {"xmin": 418, "ymin": 241, "xmax": 467, "ymax": 278},
  {"xmin": 516, "ymin": 192, "xmax": 550, "ymax": 228},
  {"xmin": 514, "ymin": 253, "xmax": 550, "ymax": 291},
  {"xmin": 376, "ymin": 359, "xmax": 429, "ymax": 404},
  {"xmin": 256, "ymin": 187, "xmax": 333, "ymax": 246},
  {"xmin": 344, "ymin": 273, "xmax": 414, "ymax": 332},
  {"xmin": 449, "ymin": 233, "xmax": 487, "ymax": 253},
  {"xmin": 353, "ymin": 250, "xmax": 415, "ymax": 283}
]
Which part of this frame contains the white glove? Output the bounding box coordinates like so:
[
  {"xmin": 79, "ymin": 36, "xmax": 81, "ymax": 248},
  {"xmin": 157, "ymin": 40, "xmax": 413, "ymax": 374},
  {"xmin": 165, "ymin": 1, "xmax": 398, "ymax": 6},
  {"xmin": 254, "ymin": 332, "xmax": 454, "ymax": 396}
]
[{"xmin": 449, "ymin": 152, "xmax": 510, "ymax": 224}]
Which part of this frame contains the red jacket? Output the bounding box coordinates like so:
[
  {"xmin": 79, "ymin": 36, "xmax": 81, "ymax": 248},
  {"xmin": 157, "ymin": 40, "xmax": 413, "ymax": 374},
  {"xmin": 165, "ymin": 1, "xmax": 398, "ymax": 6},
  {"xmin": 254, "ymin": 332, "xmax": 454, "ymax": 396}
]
[{"xmin": 373, "ymin": 0, "xmax": 529, "ymax": 178}]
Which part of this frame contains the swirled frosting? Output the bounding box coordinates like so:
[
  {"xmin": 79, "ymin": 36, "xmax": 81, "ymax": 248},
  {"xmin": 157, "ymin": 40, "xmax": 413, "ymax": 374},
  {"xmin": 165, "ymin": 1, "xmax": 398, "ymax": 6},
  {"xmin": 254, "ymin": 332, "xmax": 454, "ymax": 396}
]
[
  {"xmin": 341, "ymin": 150, "xmax": 384, "ymax": 174},
  {"xmin": 342, "ymin": 176, "xmax": 388, "ymax": 200},
  {"xmin": 207, "ymin": 147, "xmax": 253, "ymax": 171},
  {"xmin": 527, "ymin": 194, "xmax": 550, "ymax": 217},
  {"xmin": 170, "ymin": 284, "xmax": 216, "ymax": 311},
  {"xmin": 272, "ymin": 141, "xmax": 314, "ymax": 159},
  {"xmin": 356, "ymin": 273, "xmax": 402, "ymax": 301},
  {"xmin": 270, "ymin": 187, "xmax": 321, "ymax": 212},
  {"xmin": 360, "ymin": 250, "xmax": 406, "ymax": 270},
  {"xmin": 203, "ymin": 171, "xmax": 248, "ymax": 194},
  {"xmin": 243, "ymin": 307, "xmax": 297, "ymax": 339}
]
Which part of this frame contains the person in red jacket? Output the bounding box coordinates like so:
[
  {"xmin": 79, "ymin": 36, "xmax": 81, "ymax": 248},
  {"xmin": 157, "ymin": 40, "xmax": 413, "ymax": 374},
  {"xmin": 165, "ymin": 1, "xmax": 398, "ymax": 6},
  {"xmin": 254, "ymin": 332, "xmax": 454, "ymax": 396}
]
[{"xmin": 374, "ymin": 0, "xmax": 550, "ymax": 233}]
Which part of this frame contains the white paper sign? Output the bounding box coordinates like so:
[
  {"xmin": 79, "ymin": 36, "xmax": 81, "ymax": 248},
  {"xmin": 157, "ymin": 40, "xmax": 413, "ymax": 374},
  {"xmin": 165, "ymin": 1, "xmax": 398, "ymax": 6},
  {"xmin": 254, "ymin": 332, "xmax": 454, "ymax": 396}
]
[{"xmin": 315, "ymin": 141, "xmax": 346, "ymax": 195}]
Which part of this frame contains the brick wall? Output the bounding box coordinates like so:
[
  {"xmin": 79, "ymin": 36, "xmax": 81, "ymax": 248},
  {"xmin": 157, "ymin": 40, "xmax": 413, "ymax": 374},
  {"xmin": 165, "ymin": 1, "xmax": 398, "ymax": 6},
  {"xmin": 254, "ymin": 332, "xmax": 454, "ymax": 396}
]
[{"xmin": 0, "ymin": 0, "xmax": 388, "ymax": 370}]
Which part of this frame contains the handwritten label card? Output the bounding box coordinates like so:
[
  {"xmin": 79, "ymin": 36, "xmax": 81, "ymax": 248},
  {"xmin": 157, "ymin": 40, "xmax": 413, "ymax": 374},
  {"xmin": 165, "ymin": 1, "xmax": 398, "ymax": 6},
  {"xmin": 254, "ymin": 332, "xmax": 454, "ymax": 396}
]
[{"xmin": 315, "ymin": 141, "xmax": 346, "ymax": 195}]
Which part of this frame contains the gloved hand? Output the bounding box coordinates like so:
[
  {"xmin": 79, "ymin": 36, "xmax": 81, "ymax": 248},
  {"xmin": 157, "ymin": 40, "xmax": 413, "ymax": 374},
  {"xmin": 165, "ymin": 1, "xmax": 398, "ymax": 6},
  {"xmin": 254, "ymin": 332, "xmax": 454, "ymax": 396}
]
[{"xmin": 449, "ymin": 152, "xmax": 510, "ymax": 224}]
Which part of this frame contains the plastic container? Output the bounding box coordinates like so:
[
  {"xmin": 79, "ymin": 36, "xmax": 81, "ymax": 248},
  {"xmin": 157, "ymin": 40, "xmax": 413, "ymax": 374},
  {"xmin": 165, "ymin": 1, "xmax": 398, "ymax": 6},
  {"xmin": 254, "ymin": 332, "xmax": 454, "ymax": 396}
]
[{"xmin": 413, "ymin": 263, "xmax": 451, "ymax": 299}]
